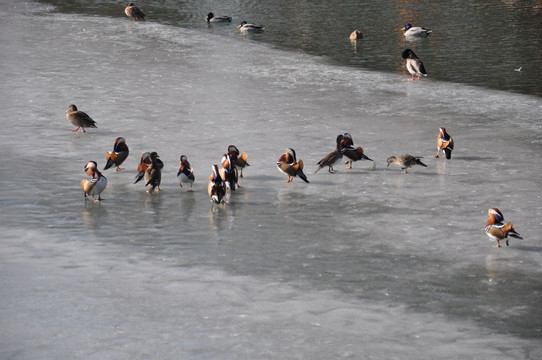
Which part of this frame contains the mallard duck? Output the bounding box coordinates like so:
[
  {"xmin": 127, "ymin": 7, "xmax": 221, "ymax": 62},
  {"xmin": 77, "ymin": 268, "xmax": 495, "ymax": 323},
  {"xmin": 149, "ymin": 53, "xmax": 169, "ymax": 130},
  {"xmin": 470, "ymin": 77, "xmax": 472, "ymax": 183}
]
[
  {"xmin": 402, "ymin": 23, "xmax": 432, "ymax": 38},
  {"xmin": 401, "ymin": 48, "xmax": 427, "ymax": 80},
  {"xmin": 314, "ymin": 135, "xmax": 344, "ymax": 174},
  {"xmin": 208, "ymin": 165, "xmax": 226, "ymax": 204},
  {"xmin": 144, "ymin": 152, "xmax": 164, "ymax": 193},
  {"xmin": 238, "ymin": 21, "xmax": 264, "ymax": 32},
  {"xmin": 387, "ymin": 154, "xmax": 427, "ymax": 173},
  {"xmin": 81, "ymin": 161, "xmax": 107, "ymax": 202},
  {"xmin": 485, "ymin": 208, "xmax": 523, "ymax": 247},
  {"xmin": 66, "ymin": 104, "xmax": 97, "ymax": 133},
  {"xmin": 177, "ymin": 155, "xmax": 195, "ymax": 191},
  {"xmin": 125, "ymin": 3, "xmax": 145, "ymax": 21},
  {"xmin": 341, "ymin": 133, "xmax": 373, "ymax": 169},
  {"xmin": 206, "ymin": 12, "xmax": 232, "ymax": 23},
  {"xmin": 349, "ymin": 30, "xmax": 363, "ymax": 40},
  {"xmin": 435, "ymin": 127, "xmax": 454, "ymax": 159},
  {"xmin": 104, "ymin": 137, "xmax": 129, "ymax": 171},
  {"xmin": 277, "ymin": 148, "xmax": 309, "ymax": 183}
]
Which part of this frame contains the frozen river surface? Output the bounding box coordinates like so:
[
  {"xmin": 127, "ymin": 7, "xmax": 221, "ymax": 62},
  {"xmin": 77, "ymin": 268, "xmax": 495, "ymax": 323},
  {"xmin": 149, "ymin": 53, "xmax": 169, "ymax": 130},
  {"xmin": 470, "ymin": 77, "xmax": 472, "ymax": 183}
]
[{"xmin": 0, "ymin": 1, "xmax": 541, "ymax": 359}]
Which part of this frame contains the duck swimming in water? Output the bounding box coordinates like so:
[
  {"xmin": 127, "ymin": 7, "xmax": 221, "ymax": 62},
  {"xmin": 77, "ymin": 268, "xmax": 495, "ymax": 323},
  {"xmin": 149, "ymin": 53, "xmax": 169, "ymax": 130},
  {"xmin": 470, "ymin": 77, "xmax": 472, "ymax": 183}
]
[
  {"xmin": 402, "ymin": 23, "xmax": 432, "ymax": 38},
  {"xmin": 206, "ymin": 12, "xmax": 232, "ymax": 23},
  {"xmin": 238, "ymin": 21, "xmax": 264, "ymax": 32}
]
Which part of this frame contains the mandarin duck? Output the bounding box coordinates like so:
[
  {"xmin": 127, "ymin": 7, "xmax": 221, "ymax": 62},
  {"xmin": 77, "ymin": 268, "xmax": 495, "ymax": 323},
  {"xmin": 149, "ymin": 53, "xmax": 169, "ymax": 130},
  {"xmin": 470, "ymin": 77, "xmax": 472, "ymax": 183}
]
[
  {"xmin": 208, "ymin": 165, "xmax": 226, "ymax": 204},
  {"xmin": 435, "ymin": 127, "xmax": 454, "ymax": 159},
  {"xmin": 104, "ymin": 137, "xmax": 129, "ymax": 171},
  {"xmin": 277, "ymin": 148, "xmax": 309, "ymax": 183},
  {"xmin": 220, "ymin": 152, "xmax": 238, "ymax": 191},
  {"xmin": 144, "ymin": 152, "xmax": 163, "ymax": 193},
  {"xmin": 227, "ymin": 145, "xmax": 250, "ymax": 178},
  {"xmin": 134, "ymin": 152, "xmax": 151, "ymax": 184},
  {"xmin": 485, "ymin": 208, "xmax": 523, "ymax": 247},
  {"xmin": 341, "ymin": 133, "xmax": 373, "ymax": 169},
  {"xmin": 177, "ymin": 155, "xmax": 195, "ymax": 191},
  {"xmin": 81, "ymin": 161, "xmax": 107, "ymax": 202}
]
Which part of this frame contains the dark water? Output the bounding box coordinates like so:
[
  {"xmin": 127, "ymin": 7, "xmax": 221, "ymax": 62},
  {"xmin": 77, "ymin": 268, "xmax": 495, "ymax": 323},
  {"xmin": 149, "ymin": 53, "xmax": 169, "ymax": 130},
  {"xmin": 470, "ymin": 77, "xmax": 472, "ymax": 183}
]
[{"xmin": 38, "ymin": 0, "xmax": 542, "ymax": 97}]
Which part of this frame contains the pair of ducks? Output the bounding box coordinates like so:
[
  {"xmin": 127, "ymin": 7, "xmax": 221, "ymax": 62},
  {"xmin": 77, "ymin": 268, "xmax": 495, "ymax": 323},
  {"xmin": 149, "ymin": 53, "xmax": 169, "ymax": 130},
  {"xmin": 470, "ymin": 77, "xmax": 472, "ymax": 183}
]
[
  {"xmin": 81, "ymin": 137, "xmax": 129, "ymax": 202},
  {"xmin": 400, "ymin": 23, "xmax": 431, "ymax": 80},
  {"xmin": 208, "ymin": 145, "xmax": 250, "ymax": 204},
  {"xmin": 386, "ymin": 127, "xmax": 454, "ymax": 173},
  {"xmin": 206, "ymin": 12, "xmax": 264, "ymax": 32},
  {"xmin": 82, "ymin": 146, "xmax": 164, "ymax": 201}
]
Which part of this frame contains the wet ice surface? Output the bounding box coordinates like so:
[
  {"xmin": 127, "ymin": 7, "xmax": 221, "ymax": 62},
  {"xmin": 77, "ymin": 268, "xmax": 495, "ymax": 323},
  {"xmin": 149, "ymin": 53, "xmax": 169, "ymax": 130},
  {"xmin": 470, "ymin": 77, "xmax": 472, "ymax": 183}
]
[{"xmin": 1, "ymin": 2, "xmax": 541, "ymax": 359}]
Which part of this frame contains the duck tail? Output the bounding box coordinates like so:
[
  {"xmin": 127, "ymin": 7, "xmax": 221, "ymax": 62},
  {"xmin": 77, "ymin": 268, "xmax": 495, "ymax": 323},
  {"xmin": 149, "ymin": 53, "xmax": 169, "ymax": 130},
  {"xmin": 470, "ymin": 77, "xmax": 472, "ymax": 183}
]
[
  {"xmin": 297, "ymin": 169, "xmax": 310, "ymax": 183},
  {"xmin": 417, "ymin": 159, "xmax": 428, "ymax": 167}
]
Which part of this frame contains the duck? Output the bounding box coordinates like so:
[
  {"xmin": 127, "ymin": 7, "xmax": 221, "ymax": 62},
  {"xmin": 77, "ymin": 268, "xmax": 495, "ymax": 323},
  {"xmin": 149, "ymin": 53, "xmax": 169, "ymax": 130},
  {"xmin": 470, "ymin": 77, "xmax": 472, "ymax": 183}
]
[
  {"xmin": 349, "ymin": 30, "xmax": 363, "ymax": 40},
  {"xmin": 485, "ymin": 208, "xmax": 523, "ymax": 247},
  {"xmin": 104, "ymin": 137, "xmax": 129, "ymax": 171},
  {"xmin": 144, "ymin": 152, "xmax": 163, "ymax": 193},
  {"xmin": 401, "ymin": 48, "xmax": 427, "ymax": 80},
  {"xmin": 487, "ymin": 208, "xmax": 505, "ymax": 226},
  {"xmin": 277, "ymin": 148, "xmax": 309, "ymax": 183},
  {"xmin": 227, "ymin": 145, "xmax": 250, "ymax": 178},
  {"xmin": 66, "ymin": 104, "xmax": 97, "ymax": 133},
  {"xmin": 434, "ymin": 127, "xmax": 454, "ymax": 159},
  {"xmin": 402, "ymin": 23, "xmax": 432, "ymax": 38},
  {"xmin": 208, "ymin": 165, "xmax": 226, "ymax": 204},
  {"xmin": 177, "ymin": 155, "xmax": 195, "ymax": 191},
  {"xmin": 341, "ymin": 133, "xmax": 373, "ymax": 169},
  {"xmin": 81, "ymin": 161, "xmax": 107, "ymax": 202},
  {"xmin": 238, "ymin": 21, "xmax": 264, "ymax": 32},
  {"xmin": 134, "ymin": 152, "xmax": 151, "ymax": 184},
  {"xmin": 206, "ymin": 12, "xmax": 232, "ymax": 23},
  {"xmin": 219, "ymin": 152, "xmax": 238, "ymax": 191},
  {"xmin": 314, "ymin": 134, "xmax": 345, "ymax": 174},
  {"xmin": 386, "ymin": 154, "xmax": 427, "ymax": 173},
  {"xmin": 125, "ymin": 3, "xmax": 145, "ymax": 21}
]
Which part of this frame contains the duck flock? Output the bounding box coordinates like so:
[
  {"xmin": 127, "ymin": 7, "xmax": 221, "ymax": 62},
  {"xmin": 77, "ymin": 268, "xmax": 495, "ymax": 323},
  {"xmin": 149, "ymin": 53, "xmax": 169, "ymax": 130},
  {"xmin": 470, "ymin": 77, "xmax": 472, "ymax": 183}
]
[{"xmin": 73, "ymin": 3, "xmax": 524, "ymax": 248}]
